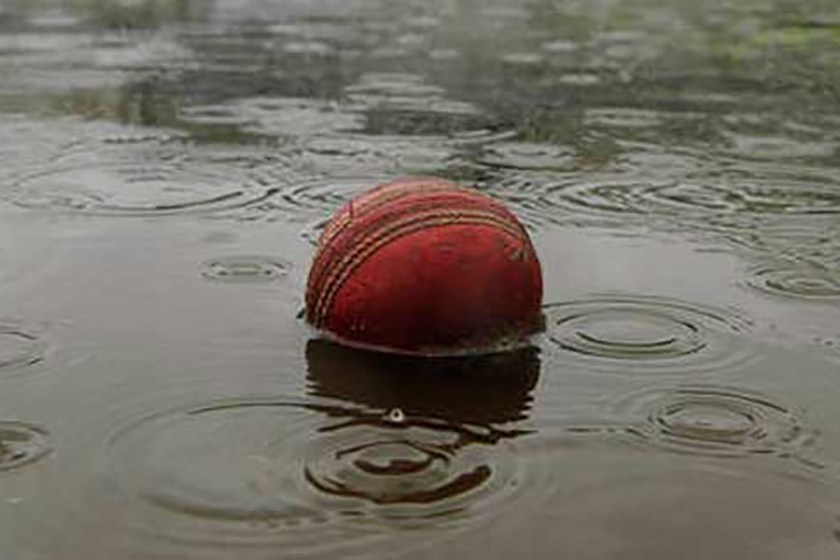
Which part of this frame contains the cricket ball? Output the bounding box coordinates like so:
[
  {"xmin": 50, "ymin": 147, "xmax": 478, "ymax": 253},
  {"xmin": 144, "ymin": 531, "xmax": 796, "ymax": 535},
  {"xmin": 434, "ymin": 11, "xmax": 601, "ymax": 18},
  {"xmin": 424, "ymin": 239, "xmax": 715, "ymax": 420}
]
[{"xmin": 305, "ymin": 177, "xmax": 543, "ymax": 356}]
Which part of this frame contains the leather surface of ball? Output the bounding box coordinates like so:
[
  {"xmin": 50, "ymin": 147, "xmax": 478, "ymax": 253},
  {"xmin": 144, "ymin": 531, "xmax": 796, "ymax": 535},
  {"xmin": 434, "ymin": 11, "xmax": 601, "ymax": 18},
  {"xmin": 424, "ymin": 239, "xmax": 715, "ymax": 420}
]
[{"xmin": 305, "ymin": 177, "xmax": 543, "ymax": 356}]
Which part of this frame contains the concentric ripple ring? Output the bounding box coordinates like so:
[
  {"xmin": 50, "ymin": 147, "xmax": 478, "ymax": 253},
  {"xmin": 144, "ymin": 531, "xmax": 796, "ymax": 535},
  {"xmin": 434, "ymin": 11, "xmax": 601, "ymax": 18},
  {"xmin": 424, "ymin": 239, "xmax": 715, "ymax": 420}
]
[
  {"xmin": 611, "ymin": 385, "xmax": 815, "ymax": 459},
  {"xmin": 101, "ymin": 396, "xmax": 525, "ymax": 554},
  {"xmin": 543, "ymin": 295, "xmax": 755, "ymax": 375},
  {"xmin": 745, "ymin": 265, "xmax": 840, "ymax": 301}
]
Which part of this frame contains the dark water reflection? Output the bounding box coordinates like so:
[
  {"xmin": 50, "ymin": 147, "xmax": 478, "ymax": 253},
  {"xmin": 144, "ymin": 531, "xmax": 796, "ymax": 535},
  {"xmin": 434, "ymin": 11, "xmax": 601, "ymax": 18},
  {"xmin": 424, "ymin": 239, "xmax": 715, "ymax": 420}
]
[
  {"xmin": 2, "ymin": 0, "xmax": 840, "ymax": 558},
  {"xmin": 307, "ymin": 339, "xmax": 540, "ymax": 424}
]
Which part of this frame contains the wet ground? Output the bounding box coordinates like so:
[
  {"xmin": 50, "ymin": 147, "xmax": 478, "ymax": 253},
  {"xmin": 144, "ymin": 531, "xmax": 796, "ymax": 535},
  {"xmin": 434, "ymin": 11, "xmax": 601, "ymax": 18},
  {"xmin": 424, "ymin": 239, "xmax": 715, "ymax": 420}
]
[{"xmin": 1, "ymin": 0, "xmax": 840, "ymax": 558}]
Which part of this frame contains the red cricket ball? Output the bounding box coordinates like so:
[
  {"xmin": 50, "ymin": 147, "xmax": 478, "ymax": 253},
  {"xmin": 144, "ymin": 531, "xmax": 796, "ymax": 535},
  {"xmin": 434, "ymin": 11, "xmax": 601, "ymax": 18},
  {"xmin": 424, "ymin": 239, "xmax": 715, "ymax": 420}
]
[{"xmin": 305, "ymin": 177, "xmax": 543, "ymax": 356}]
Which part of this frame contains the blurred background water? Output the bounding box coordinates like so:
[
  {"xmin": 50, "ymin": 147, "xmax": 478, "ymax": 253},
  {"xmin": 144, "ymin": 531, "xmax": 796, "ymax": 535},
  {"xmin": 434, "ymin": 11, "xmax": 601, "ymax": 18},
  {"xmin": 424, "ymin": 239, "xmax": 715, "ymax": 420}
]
[{"xmin": 1, "ymin": 0, "xmax": 840, "ymax": 558}]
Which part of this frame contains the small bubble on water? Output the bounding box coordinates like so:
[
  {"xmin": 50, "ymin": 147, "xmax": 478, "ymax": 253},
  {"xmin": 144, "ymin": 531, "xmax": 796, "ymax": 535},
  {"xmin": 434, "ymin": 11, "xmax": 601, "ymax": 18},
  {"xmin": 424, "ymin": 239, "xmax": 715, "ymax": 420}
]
[{"xmin": 385, "ymin": 408, "xmax": 406, "ymax": 424}]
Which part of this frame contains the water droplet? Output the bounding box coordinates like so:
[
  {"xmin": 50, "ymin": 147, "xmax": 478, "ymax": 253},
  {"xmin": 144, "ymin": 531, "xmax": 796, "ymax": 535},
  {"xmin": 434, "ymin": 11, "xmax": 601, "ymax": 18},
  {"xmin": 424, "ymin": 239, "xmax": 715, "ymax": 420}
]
[{"xmin": 385, "ymin": 409, "xmax": 405, "ymax": 424}]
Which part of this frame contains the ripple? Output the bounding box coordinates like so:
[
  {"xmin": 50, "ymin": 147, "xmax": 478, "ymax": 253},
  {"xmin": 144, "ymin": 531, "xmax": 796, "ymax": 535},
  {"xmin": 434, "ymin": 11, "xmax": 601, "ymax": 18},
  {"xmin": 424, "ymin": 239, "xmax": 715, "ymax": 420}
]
[
  {"xmin": 746, "ymin": 264, "xmax": 840, "ymax": 301},
  {"xmin": 0, "ymin": 32, "xmax": 90, "ymax": 55},
  {"xmin": 497, "ymin": 173, "xmax": 840, "ymax": 234},
  {"xmin": 0, "ymin": 321, "xmax": 46, "ymax": 374},
  {"xmin": 554, "ymin": 309, "xmax": 704, "ymax": 359},
  {"xmin": 236, "ymin": 97, "xmax": 365, "ymax": 137},
  {"xmin": 543, "ymin": 295, "xmax": 754, "ymax": 375},
  {"xmin": 436, "ymin": 451, "xmax": 840, "ymax": 558},
  {"xmin": 500, "ymin": 52, "xmax": 545, "ymax": 66},
  {"xmin": 290, "ymin": 136, "xmax": 454, "ymax": 177},
  {"xmin": 558, "ymin": 179, "xmax": 840, "ymax": 217},
  {"xmin": 227, "ymin": 176, "xmax": 397, "ymax": 228},
  {"xmin": 178, "ymin": 105, "xmax": 253, "ymax": 128},
  {"xmin": 0, "ymin": 119, "xmax": 292, "ymax": 219},
  {"xmin": 0, "ymin": 421, "xmax": 51, "ymax": 471},
  {"xmin": 483, "ymin": 176, "xmax": 668, "ymax": 230},
  {"xmin": 274, "ymin": 177, "xmax": 385, "ymax": 217},
  {"xmin": 302, "ymin": 415, "xmax": 501, "ymax": 508},
  {"xmin": 361, "ymin": 109, "xmax": 511, "ymax": 143},
  {"xmin": 541, "ymin": 39, "xmax": 579, "ymax": 55},
  {"xmin": 95, "ymin": 343, "xmax": 540, "ymax": 555},
  {"xmin": 343, "ymin": 72, "xmax": 514, "ymax": 143},
  {"xmin": 747, "ymin": 220, "xmax": 840, "ymax": 265},
  {"xmin": 584, "ymin": 108, "xmax": 663, "ymax": 129},
  {"xmin": 722, "ymin": 131, "xmax": 837, "ymax": 161},
  {"xmin": 282, "ymin": 41, "xmax": 336, "ymax": 57},
  {"xmin": 345, "ymin": 72, "xmax": 448, "ymax": 102},
  {"xmin": 477, "ymin": 142, "xmax": 576, "ymax": 171},
  {"xmin": 660, "ymin": 181, "xmax": 840, "ymax": 216},
  {"xmin": 557, "ymin": 73, "xmax": 602, "ymax": 86},
  {"xmin": 103, "ymin": 393, "xmax": 525, "ymax": 553},
  {"xmin": 8, "ymin": 159, "xmax": 282, "ymax": 217},
  {"xmin": 551, "ymin": 178, "xmax": 659, "ymax": 215},
  {"xmin": 612, "ymin": 385, "xmax": 814, "ymax": 459},
  {"xmin": 201, "ymin": 256, "xmax": 290, "ymax": 284}
]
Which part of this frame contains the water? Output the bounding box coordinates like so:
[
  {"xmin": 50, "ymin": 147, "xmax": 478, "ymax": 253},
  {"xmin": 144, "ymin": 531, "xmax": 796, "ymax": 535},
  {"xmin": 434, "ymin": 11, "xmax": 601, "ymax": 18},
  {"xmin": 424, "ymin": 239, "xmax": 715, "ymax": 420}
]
[{"xmin": 1, "ymin": 0, "xmax": 840, "ymax": 558}]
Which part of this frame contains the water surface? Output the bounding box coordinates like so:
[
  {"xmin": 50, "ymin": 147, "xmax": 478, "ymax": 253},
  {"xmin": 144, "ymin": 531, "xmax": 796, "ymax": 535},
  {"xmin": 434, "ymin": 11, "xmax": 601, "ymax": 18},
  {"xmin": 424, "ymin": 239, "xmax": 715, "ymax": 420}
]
[{"xmin": 1, "ymin": 0, "xmax": 840, "ymax": 558}]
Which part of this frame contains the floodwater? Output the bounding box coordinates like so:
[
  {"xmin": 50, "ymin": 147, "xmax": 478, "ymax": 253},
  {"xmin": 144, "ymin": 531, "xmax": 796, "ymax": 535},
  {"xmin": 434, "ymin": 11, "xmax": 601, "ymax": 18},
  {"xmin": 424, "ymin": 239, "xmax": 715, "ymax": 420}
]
[{"xmin": 1, "ymin": 0, "xmax": 839, "ymax": 558}]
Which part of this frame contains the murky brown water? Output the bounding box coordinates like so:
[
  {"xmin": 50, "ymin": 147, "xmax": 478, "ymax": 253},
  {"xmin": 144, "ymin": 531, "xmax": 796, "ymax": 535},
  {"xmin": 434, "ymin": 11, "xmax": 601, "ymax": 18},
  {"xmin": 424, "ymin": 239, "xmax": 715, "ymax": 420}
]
[{"xmin": 1, "ymin": 0, "xmax": 840, "ymax": 558}]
